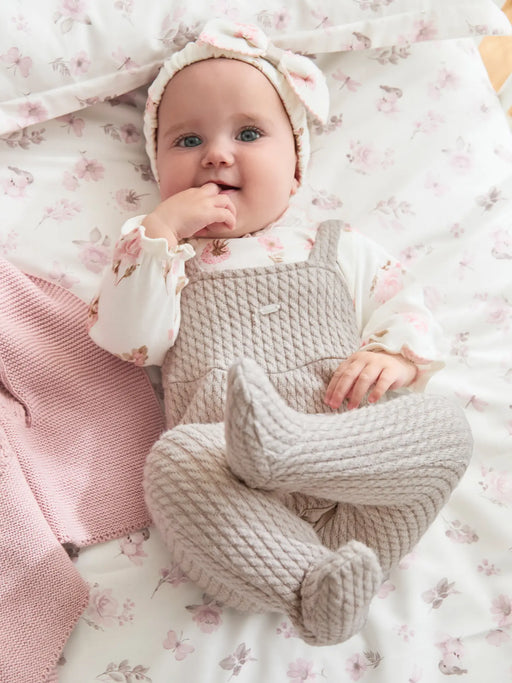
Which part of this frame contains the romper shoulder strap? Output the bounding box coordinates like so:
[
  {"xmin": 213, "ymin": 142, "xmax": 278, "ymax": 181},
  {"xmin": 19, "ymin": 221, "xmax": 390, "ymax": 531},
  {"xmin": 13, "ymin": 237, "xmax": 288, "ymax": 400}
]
[{"xmin": 307, "ymin": 220, "xmax": 343, "ymax": 267}]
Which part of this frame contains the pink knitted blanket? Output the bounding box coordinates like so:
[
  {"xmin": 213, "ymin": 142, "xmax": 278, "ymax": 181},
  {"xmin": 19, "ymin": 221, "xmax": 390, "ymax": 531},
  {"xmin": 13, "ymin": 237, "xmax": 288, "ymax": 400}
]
[{"xmin": 0, "ymin": 257, "xmax": 164, "ymax": 683}]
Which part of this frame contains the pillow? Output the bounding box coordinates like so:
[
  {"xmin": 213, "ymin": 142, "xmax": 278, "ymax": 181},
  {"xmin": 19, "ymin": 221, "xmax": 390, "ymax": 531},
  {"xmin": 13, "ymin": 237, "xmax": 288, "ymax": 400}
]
[{"xmin": 0, "ymin": 0, "xmax": 510, "ymax": 135}]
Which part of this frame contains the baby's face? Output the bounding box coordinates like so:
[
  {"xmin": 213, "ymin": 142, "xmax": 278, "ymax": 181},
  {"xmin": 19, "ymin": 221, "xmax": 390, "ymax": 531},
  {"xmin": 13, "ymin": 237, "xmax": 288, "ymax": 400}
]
[{"xmin": 155, "ymin": 58, "xmax": 299, "ymax": 238}]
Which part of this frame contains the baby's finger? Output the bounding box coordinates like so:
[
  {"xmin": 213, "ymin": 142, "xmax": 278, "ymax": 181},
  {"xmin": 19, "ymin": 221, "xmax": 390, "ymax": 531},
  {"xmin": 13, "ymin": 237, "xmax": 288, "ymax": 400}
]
[
  {"xmin": 324, "ymin": 360, "xmax": 361, "ymax": 408},
  {"xmin": 200, "ymin": 182, "xmax": 222, "ymax": 196},
  {"xmin": 346, "ymin": 365, "xmax": 383, "ymax": 409},
  {"xmin": 215, "ymin": 196, "xmax": 237, "ymax": 221},
  {"xmin": 367, "ymin": 369, "xmax": 396, "ymax": 404},
  {"xmin": 206, "ymin": 207, "xmax": 237, "ymax": 231}
]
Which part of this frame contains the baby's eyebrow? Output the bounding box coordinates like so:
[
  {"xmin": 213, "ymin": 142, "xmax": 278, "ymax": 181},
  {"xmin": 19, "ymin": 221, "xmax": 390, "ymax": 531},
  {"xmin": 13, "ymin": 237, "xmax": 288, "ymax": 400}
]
[{"xmin": 159, "ymin": 120, "xmax": 201, "ymax": 139}]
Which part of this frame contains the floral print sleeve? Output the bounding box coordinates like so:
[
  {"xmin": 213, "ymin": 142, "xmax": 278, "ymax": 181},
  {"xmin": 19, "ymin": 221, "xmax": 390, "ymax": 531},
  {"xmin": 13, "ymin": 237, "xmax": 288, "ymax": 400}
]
[
  {"xmin": 88, "ymin": 215, "xmax": 195, "ymax": 367},
  {"xmin": 337, "ymin": 230, "xmax": 445, "ymax": 390}
]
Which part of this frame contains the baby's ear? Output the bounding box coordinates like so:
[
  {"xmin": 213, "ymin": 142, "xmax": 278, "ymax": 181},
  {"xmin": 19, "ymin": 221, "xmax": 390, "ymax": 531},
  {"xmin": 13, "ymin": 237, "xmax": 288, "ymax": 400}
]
[{"xmin": 290, "ymin": 176, "xmax": 300, "ymax": 196}]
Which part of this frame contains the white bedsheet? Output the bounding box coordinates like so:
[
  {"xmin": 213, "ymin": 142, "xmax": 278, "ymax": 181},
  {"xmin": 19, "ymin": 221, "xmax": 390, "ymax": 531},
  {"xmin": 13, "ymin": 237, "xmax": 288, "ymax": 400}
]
[{"xmin": 2, "ymin": 28, "xmax": 512, "ymax": 683}]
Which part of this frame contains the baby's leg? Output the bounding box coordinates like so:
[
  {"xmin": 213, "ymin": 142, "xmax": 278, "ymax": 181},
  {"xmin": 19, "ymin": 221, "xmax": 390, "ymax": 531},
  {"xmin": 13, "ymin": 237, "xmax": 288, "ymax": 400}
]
[
  {"xmin": 225, "ymin": 358, "xmax": 472, "ymax": 572},
  {"xmin": 144, "ymin": 422, "xmax": 382, "ymax": 645}
]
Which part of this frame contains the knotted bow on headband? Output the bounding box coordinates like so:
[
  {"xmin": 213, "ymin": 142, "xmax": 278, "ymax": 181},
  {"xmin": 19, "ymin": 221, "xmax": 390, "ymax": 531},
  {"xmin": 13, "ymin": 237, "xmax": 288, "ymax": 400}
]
[
  {"xmin": 197, "ymin": 19, "xmax": 329, "ymax": 124},
  {"xmin": 143, "ymin": 18, "xmax": 330, "ymax": 185}
]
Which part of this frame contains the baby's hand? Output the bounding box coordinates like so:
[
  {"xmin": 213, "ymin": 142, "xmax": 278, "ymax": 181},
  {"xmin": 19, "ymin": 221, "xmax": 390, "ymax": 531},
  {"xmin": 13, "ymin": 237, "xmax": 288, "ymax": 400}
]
[
  {"xmin": 324, "ymin": 350, "xmax": 417, "ymax": 410},
  {"xmin": 142, "ymin": 183, "xmax": 236, "ymax": 248}
]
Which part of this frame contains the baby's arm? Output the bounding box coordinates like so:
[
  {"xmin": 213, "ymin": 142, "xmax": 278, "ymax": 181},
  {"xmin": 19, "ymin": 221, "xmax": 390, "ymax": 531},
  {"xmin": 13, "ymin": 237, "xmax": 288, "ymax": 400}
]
[
  {"xmin": 142, "ymin": 183, "xmax": 236, "ymax": 248},
  {"xmin": 88, "ymin": 217, "xmax": 194, "ymax": 366},
  {"xmin": 325, "ymin": 350, "xmax": 417, "ymax": 410},
  {"xmin": 328, "ymin": 229, "xmax": 446, "ymax": 409}
]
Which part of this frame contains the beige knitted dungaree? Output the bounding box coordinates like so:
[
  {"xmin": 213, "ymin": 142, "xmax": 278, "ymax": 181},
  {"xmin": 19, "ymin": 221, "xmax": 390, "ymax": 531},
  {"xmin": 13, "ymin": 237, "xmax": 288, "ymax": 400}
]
[{"xmin": 144, "ymin": 221, "xmax": 472, "ymax": 645}]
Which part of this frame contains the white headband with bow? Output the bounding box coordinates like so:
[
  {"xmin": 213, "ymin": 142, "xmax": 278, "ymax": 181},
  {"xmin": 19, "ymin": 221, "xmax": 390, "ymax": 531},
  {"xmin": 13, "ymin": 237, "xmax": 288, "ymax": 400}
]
[{"xmin": 144, "ymin": 19, "xmax": 330, "ymax": 185}]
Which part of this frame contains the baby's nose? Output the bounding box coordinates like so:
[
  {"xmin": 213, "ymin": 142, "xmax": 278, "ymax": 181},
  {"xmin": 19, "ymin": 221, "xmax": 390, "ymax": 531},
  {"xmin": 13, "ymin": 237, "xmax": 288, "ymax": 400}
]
[{"xmin": 201, "ymin": 140, "xmax": 234, "ymax": 167}]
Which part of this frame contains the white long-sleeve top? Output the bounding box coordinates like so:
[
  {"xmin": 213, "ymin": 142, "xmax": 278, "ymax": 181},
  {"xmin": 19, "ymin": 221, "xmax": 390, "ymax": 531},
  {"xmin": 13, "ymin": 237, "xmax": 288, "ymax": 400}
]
[{"xmin": 88, "ymin": 214, "xmax": 445, "ymax": 389}]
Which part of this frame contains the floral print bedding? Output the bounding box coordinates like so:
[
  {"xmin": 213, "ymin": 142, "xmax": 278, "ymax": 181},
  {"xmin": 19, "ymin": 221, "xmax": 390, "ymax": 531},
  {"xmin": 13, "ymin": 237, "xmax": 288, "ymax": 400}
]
[{"xmin": 1, "ymin": 8, "xmax": 512, "ymax": 683}]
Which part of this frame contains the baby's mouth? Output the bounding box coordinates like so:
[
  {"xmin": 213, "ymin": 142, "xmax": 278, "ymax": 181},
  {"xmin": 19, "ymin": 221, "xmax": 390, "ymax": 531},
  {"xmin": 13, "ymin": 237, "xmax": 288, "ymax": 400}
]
[{"xmin": 216, "ymin": 183, "xmax": 239, "ymax": 194}]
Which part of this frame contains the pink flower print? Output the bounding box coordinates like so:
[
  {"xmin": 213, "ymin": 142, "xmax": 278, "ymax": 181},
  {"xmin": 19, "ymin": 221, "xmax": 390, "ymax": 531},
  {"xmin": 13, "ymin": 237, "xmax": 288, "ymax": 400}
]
[
  {"xmin": 81, "ymin": 244, "xmax": 110, "ymax": 273},
  {"xmin": 11, "ymin": 14, "xmax": 29, "ymax": 32},
  {"xmin": 428, "ymin": 68, "xmax": 460, "ymax": 100},
  {"xmin": 17, "ymin": 100, "xmax": 48, "ymax": 126},
  {"xmin": 411, "ymin": 19, "xmax": 438, "ymax": 42},
  {"xmin": 97, "ymin": 662, "xmax": 151, "ymax": 680},
  {"xmin": 478, "ymin": 559, "xmax": 500, "ymax": 577},
  {"xmin": 73, "ymin": 227, "xmax": 111, "ymax": 274},
  {"xmin": 186, "ymin": 596, "xmax": 223, "ymax": 633},
  {"xmin": 345, "ymin": 653, "xmax": 368, "ymax": 681},
  {"xmin": 377, "ymin": 579, "xmax": 396, "ymax": 599},
  {"xmin": 400, "ymin": 312, "xmax": 429, "ymax": 334},
  {"xmin": 54, "ymin": 1, "xmax": 91, "ymax": 32},
  {"xmin": 257, "ymin": 234, "xmax": 283, "ymax": 252},
  {"xmin": 476, "ymin": 186, "xmax": 504, "ymax": 212},
  {"xmin": 377, "ymin": 86, "xmax": 402, "ymax": 115},
  {"xmin": 0, "ymin": 229, "xmax": 18, "ymax": 257},
  {"xmin": 276, "ymin": 621, "xmax": 299, "ymax": 639},
  {"xmin": 62, "ymin": 171, "xmax": 79, "ymax": 191},
  {"xmin": 412, "ymin": 111, "xmax": 445, "ymax": 138},
  {"xmin": 491, "ymin": 228, "xmax": 512, "ymax": 260},
  {"xmin": 480, "ymin": 467, "xmax": 512, "ymax": 506},
  {"xmin": 436, "ymin": 637, "xmax": 467, "ymax": 676},
  {"xmin": 347, "ymin": 140, "xmax": 394, "ymax": 174},
  {"xmin": 272, "ymin": 9, "xmax": 291, "ymax": 30},
  {"xmin": 120, "ymin": 123, "xmax": 141, "ymax": 144},
  {"xmin": 163, "ymin": 630, "xmax": 195, "ymax": 661},
  {"xmin": 48, "ymin": 262, "xmax": 79, "ymax": 290},
  {"xmin": 219, "ymin": 643, "xmax": 256, "ymax": 677},
  {"xmin": 113, "ymin": 228, "xmax": 143, "ymax": 266},
  {"xmin": 424, "ymin": 171, "xmax": 448, "ymax": 197},
  {"xmin": 118, "ymin": 530, "xmax": 150, "ymax": 566},
  {"xmin": 151, "ymin": 565, "xmax": 190, "ymax": 598},
  {"xmin": 115, "ymin": 188, "xmax": 148, "ymax": 212},
  {"xmin": 312, "ymin": 190, "xmax": 343, "ymax": 210},
  {"xmin": 83, "ymin": 585, "xmax": 134, "ymax": 629},
  {"xmin": 70, "ymin": 50, "xmax": 90, "ymax": 75},
  {"xmin": 287, "ymin": 658, "xmax": 317, "ymax": 681},
  {"xmin": 396, "ymin": 624, "xmax": 415, "ymax": 642},
  {"xmin": 486, "ymin": 628, "xmax": 511, "ymax": 647},
  {"xmin": 115, "ymin": 0, "xmax": 134, "ymax": 16},
  {"xmin": 445, "ymin": 519, "xmax": 479, "ymax": 544},
  {"xmin": 422, "ymin": 578, "xmax": 459, "ymax": 609},
  {"xmin": 74, "ymin": 155, "xmax": 104, "ymax": 181},
  {"xmin": 1, "ymin": 47, "xmax": 32, "ymax": 77},
  {"xmin": 117, "ymin": 346, "xmax": 149, "ymax": 366},
  {"xmin": 59, "ymin": 113, "xmax": 85, "ymax": 137},
  {"xmin": 200, "ymin": 239, "xmax": 231, "ymax": 264},
  {"xmin": 332, "ymin": 69, "xmax": 362, "ymax": 92},
  {"xmin": 38, "ymin": 199, "xmax": 81, "ymax": 226},
  {"xmin": 86, "ymin": 587, "xmax": 119, "ymax": 627},
  {"xmin": 112, "ymin": 48, "xmax": 139, "ymax": 72},
  {"xmin": 443, "ymin": 137, "xmax": 473, "ymax": 173},
  {"xmin": 87, "ymin": 296, "xmax": 99, "ymax": 330},
  {"xmin": 61, "ymin": 0, "xmax": 89, "ymax": 19},
  {"xmin": 2, "ymin": 166, "xmax": 33, "ymax": 198},
  {"xmin": 370, "ymin": 260, "xmax": 405, "ymax": 304}
]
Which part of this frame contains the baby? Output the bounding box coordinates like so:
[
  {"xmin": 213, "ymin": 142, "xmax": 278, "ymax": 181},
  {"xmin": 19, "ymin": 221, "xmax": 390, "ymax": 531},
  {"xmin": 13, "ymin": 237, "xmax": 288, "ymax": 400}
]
[{"xmin": 89, "ymin": 19, "xmax": 472, "ymax": 645}]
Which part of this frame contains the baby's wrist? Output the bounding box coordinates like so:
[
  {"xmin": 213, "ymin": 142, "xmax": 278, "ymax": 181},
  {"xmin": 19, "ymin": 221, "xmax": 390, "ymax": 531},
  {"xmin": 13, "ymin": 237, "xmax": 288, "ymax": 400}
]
[{"xmin": 142, "ymin": 213, "xmax": 179, "ymax": 249}]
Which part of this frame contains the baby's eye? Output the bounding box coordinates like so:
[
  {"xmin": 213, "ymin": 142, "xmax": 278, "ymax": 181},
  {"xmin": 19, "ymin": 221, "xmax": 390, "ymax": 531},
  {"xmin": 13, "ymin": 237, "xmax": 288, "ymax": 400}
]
[
  {"xmin": 237, "ymin": 127, "xmax": 262, "ymax": 142},
  {"xmin": 176, "ymin": 134, "xmax": 202, "ymax": 148}
]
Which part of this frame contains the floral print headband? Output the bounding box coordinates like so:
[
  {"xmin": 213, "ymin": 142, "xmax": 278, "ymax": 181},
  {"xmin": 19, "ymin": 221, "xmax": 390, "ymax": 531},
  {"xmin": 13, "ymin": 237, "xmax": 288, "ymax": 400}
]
[{"xmin": 144, "ymin": 19, "xmax": 330, "ymax": 186}]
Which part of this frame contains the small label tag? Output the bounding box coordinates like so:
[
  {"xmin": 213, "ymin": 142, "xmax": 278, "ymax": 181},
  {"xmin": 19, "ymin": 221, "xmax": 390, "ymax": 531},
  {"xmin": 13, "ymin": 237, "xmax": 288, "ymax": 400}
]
[{"xmin": 258, "ymin": 303, "xmax": 281, "ymax": 316}]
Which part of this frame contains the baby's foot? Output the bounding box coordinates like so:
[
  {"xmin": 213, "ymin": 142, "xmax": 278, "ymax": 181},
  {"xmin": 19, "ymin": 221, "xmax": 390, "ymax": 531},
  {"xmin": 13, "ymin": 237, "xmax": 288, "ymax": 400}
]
[
  {"xmin": 299, "ymin": 539, "xmax": 382, "ymax": 645},
  {"xmin": 225, "ymin": 357, "xmax": 298, "ymax": 489}
]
